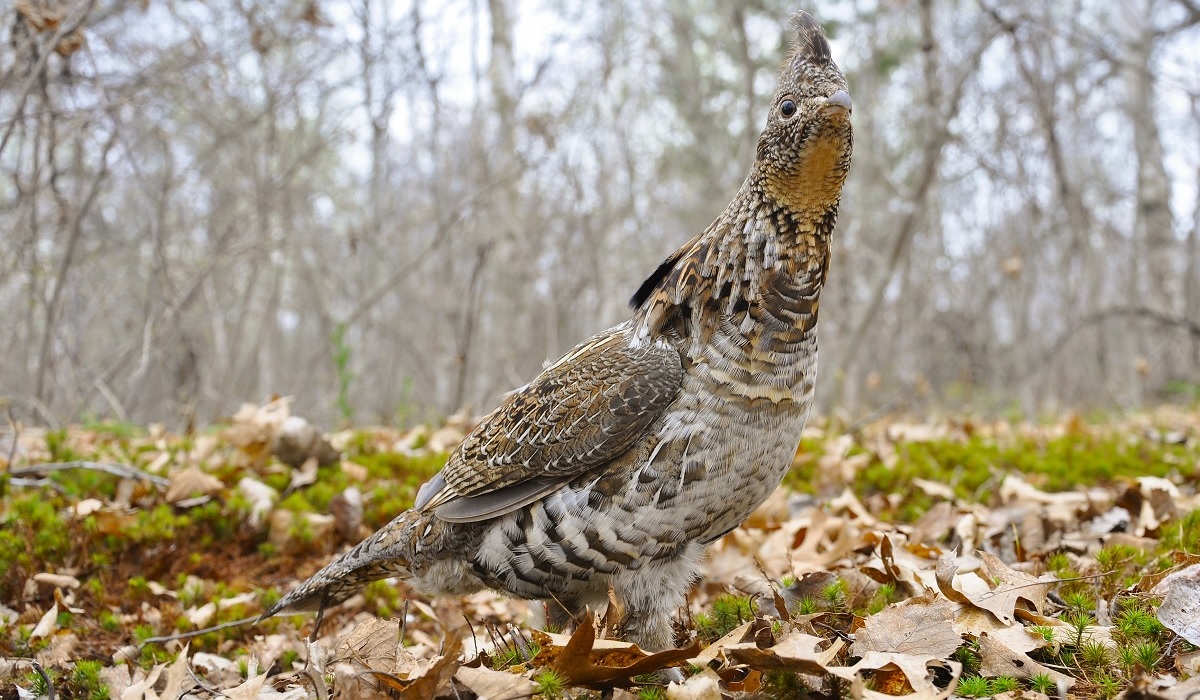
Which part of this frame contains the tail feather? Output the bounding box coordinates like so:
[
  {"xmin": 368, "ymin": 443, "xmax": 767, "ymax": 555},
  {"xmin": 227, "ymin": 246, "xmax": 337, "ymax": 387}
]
[{"xmin": 259, "ymin": 510, "xmax": 421, "ymax": 621}]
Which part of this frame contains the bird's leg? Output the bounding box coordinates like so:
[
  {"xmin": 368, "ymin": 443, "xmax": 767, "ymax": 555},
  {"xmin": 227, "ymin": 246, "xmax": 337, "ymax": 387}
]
[
  {"xmin": 618, "ymin": 604, "xmax": 679, "ymax": 652},
  {"xmin": 545, "ymin": 597, "xmax": 585, "ymax": 634},
  {"xmin": 614, "ymin": 554, "xmax": 698, "ymax": 651}
]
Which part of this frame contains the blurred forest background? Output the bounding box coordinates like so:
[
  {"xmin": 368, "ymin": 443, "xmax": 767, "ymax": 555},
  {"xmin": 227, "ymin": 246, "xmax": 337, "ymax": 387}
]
[{"xmin": 2, "ymin": 0, "xmax": 1199, "ymax": 430}]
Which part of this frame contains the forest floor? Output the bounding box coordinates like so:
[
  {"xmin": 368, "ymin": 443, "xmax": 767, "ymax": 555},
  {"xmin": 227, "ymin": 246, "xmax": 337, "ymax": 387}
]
[{"xmin": 1, "ymin": 399, "xmax": 1199, "ymax": 700}]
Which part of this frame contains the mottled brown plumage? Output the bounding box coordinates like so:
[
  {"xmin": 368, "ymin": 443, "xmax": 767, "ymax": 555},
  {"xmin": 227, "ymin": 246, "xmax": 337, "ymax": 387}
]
[{"xmin": 261, "ymin": 11, "xmax": 852, "ymax": 651}]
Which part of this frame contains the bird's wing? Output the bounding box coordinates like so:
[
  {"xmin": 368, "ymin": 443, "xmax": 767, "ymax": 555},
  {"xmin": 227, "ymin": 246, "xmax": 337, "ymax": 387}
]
[{"xmin": 415, "ymin": 323, "xmax": 681, "ymax": 522}]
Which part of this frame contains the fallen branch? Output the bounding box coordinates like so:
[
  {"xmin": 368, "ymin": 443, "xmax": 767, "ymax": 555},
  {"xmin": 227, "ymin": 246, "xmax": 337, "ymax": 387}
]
[
  {"xmin": 137, "ymin": 616, "xmax": 259, "ymax": 648},
  {"xmin": 9, "ymin": 460, "xmax": 170, "ymax": 487}
]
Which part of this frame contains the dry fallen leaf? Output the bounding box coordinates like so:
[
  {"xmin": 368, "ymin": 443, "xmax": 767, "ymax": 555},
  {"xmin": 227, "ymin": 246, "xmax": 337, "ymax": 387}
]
[
  {"xmin": 165, "ymin": 466, "xmax": 224, "ymax": 503},
  {"xmin": 829, "ymin": 651, "xmax": 958, "ymax": 696},
  {"xmin": 1156, "ymin": 577, "xmax": 1200, "ymax": 646},
  {"xmin": 935, "ymin": 551, "xmax": 973, "ymax": 606},
  {"xmin": 723, "ymin": 632, "xmax": 842, "ymax": 674},
  {"xmin": 30, "ymin": 602, "xmax": 58, "ymax": 639},
  {"xmin": 850, "ymin": 598, "xmax": 963, "ymax": 658},
  {"xmin": 666, "ymin": 668, "xmax": 723, "ymax": 700},
  {"xmin": 224, "ymin": 671, "xmax": 268, "ymax": 700},
  {"xmin": 159, "ymin": 643, "xmax": 192, "ymax": 700},
  {"xmin": 388, "ymin": 629, "xmax": 462, "ymax": 699},
  {"xmin": 286, "ymin": 455, "xmax": 320, "ymax": 494},
  {"xmin": 454, "ymin": 664, "xmax": 535, "ymax": 699},
  {"xmin": 952, "ymin": 608, "xmax": 1045, "ymax": 655},
  {"xmin": 532, "ymin": 619, "xmax": 699, "ymax": 688},
  {"xmin": 120, "ymin": 664, "xmax": 164, "ymax": 700},
  {"xmin": 689, "ymin": 621, "xmax": 753, "ymax": 668},
  {"xmin": 938, "ymin": 550, "xmax": 1052, "ymax": 625},
  {"xmin": 977, "ymin": 635, "xmax": 1074, "ymax": 690},
  {"xmin": 238, "ymin": 476, "xmax": 278, "ymax": 529}
]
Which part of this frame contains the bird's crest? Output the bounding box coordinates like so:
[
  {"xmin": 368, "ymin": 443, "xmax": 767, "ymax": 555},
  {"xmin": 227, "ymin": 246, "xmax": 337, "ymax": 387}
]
[{"xmin": 787, "ymin": 11, "xmax": 832, "ymax": 67}]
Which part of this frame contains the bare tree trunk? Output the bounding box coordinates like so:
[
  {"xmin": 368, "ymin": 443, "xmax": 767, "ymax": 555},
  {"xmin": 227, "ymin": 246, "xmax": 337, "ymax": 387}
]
[
  {"xmin": 1123, "ymin": 0, "xmax": 1174, "ymax": 405},
  {"xmin": 35, "ymin": 131, "xmax": 116, "ymax": 402},
  {"xmin": 836, "ymin": 1, "xmax": 993, "ymax": 409}
]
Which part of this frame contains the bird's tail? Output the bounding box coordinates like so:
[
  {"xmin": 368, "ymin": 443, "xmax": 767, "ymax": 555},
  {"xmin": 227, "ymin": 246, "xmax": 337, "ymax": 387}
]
[{"xmin": 258, "ymin": 509, "xmax": 425, "ymax": 621}]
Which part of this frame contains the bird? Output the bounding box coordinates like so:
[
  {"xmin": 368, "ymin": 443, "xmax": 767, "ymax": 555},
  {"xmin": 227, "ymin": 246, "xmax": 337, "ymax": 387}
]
[{"xmin": 260, "ymin": 10, "xmax": 852, "ymax": 652}]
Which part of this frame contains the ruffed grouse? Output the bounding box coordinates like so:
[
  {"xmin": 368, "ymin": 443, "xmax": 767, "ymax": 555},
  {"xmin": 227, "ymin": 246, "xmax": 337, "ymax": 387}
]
[{"xmin": 262, "ymin": 11, "xmax": 852, "ymax": 651}]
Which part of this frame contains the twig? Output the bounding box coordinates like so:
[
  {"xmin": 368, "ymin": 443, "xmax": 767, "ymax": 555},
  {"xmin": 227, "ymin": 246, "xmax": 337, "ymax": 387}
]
[
  {"xmin": 0, "ymin": 0, "xmax": 97, "ymax": 159},
  {"xmin": 137, "ymin": 615, "xmax": 258, "ymax": 647},
  {"xmin": 10, "ymin": 477, "xmax": 68, "ymax": 493},
  {"xmin": 9, "ymin": 461, "xmax": 169, "ymax": 487},
  {"xmin": 93, "ymin": 378, "xmax": 130, "ymax": 424},
  {"xmin": 30, "ymin": 661, "xmax": 55, "ymax": 700},
  {"xmin": 310, "ymin": 589, "xmax": 330, "ymax": 643}
]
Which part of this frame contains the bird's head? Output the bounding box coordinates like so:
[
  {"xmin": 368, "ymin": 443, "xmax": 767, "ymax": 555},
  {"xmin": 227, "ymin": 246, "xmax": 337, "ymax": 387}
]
[{"xmin": 755, "ymin": 12, "xmax": 852, "ymax": 219}]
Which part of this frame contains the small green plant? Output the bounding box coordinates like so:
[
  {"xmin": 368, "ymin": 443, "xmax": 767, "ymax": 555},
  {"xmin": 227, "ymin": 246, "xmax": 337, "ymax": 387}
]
[
  {"xmin": 1030, "ymin": 625, "xmax": 1055, "ymax": 643},
  {"xmin": 637, "ymin": 687, "xmax": 666, "ymax": 700},
  {"xmin": 1115, "ymin": 600, "xmax": 1166, "ymax": 640},
  {"xmin": 1093, "ymin": 672, "xmax": 1121, "ymax": 699},
  {"xmin": 821, "ymin": 579, "xmax": 848, "ymax": 611},
  {"xmin": 128, "ymin": 577, "xmax": 152, "ymax": 600},
  {"xmin": 956, "ymin": 675, "xmax": 990, "ymax": 697},
  {"xmin": 695, "ymin": 595, "xmax": 754, "ymax": 641},
  {"xmin": 1062, "ymin": 590, "xmax": 1095, "ymax": 614},
  {"xmin": 952, "ymin": 641, "xmax": 981, "ymax": 677},
  {"xmin": 132, "ymin": 624, "xmax": 157, "ymax": 644},
  {"xmin": 1078, "ymin": 639, "xmax": 1110, "ymax": 669},
  {"xmin": 1117, "ymin": 640, "xmax": 1161, "ymax": 674},
  {"xmin": 67, "ymin": 659, "xmax": 109, "ymax": 700},
  {"xmin": 363, "ymin": 579, "xmax": 402, "ymax": 618},
  {"xmin": 990, "ymin": 675, "xmax": 1018, "ymax": 693},
  {"xmin": 1062, "ymin": 610, "xmax": 1095, "ymax": 646},
  {"xmin": 27, "ymin": 667, "xmax": 55, "ymax": 697},
  {"xmin": 490, "ymin": 646, "xmax": 521, "ymax": 670},
  {"xmin": 795, "ymin": 596, "xmax": 818, "ymax": 615},
  {"xmin": 1046, "ymin": 552, "xmax": 1071, "ymax": 574},
  {"xmin": 1029, "ymin": 672, "xmax": 1055, "ymax": 694},
  {"xmin": 864, "ymin": 582, "xmax": 895, "ymax": 615},
  {"xmin": 533, "ymin": 668, "xmax": 566, "ymax": 698},
  {"xmin": 279, "ymin": 649, "xmax": 301, "ymax": 669},
  {"xmin": 98, "ymin": 610, "xmax": 122, "ymax": 633}
]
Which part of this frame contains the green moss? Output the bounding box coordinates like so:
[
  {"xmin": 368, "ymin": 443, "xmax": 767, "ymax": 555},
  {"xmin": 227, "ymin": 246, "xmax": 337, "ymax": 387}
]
[
  {"xmin": 786, "ymin": 428, "xmax": 1196, "ymax": 522},
  {"xmin": 46, "ymin": 429, "xmax": 78, "ymax": 462},
  {"xmin": 533, "ymin": 668, "xmax": 566, "ymax": 698},
  {"xmin": 990, "ymin": 676, "xmax": 1018, "ymax": 693},
  {"xmin": 363, "ymin": 580, "xmax": 401, "ymax": 618},
  {"xmin": 1114, "ymin": 600, "xmax": 1167, "ymax": 641},
  {"xmin": 279, "ymin": 649, "xmax": 301, "ymax": 670},
  {"xmin": 67, "ymin": 659, "xmax": 110, "ymax": 700},
  {"xmin": 1030, "ymin": 673, "xmax": 1055, "ymax": 694},
  {"xmin": 130, "ymin": 505, "xmax": 190, "ymax": 544},
  {"xmin": 0, "ymin": 492, "xmax": 76, "ymax": 599},
  {"xmin": 1160, "ymin": 508, "xmax": 1200, "ymax": 555},
  {"xmin": 952, "ymin": 640, "xmax": 981, "ymax": 676},
  {"xmin": 99, "ymin": 611, "xmax": 122, "ymax": 633},
  {"xmin": 695, "ymin": 595, "xmax": 754, "ymax": 641},
  {"xmin": 956, "ymin": 675, "xmax": 990, "ymax": 697}
]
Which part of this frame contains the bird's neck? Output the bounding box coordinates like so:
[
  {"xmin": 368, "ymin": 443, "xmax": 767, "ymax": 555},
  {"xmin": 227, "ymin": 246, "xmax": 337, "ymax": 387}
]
[
  {"xmin": 634, "ymin": 182, "xmax": 839, "ymax": 341},
  {"xmin": 693, "ymin": 182, "xmax": 837, "ymax": 304}
]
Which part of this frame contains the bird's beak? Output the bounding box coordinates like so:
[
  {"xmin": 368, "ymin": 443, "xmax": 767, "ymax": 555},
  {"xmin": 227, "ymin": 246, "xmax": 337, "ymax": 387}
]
[{"xmin": 822, "ymin": 90, "xmax": 852, "ymax": 117}]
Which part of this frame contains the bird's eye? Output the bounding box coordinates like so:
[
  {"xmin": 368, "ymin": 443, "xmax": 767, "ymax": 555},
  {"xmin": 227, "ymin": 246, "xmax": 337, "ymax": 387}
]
[{"xmin": 780, "ymin": 100, "xmax": 797, "ymax": 118}]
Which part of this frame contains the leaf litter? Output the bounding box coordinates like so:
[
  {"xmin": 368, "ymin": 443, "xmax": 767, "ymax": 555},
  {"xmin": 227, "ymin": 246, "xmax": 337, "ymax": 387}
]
[{"xmin": 0, "ymin": 402, "xmax": 1199, "ymax": 698}]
